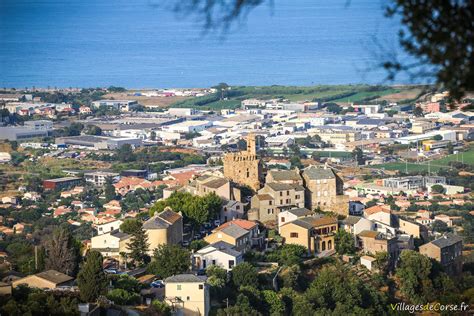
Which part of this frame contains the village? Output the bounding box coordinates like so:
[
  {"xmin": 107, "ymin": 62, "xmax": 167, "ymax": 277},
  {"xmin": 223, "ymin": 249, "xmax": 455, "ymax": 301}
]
[{"xmin": 0, "ymin": 86, "xmax": 473, "ymax": 315}]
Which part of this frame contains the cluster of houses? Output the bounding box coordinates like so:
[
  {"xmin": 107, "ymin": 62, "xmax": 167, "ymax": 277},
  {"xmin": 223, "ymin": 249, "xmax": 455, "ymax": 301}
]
[{"xmin": 0, "ymin": 90, "xmax": 472, "ymax": 315}]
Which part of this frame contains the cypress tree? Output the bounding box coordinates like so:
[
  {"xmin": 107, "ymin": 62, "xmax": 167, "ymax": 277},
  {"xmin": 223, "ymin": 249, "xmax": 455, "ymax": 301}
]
[
  {"xmin": 127, "ymin": 225, "xmax": 150, "ymax": 267},
  {"xmin": 77, "ymin": 251, "xmax": 107, "ymax": 302}
]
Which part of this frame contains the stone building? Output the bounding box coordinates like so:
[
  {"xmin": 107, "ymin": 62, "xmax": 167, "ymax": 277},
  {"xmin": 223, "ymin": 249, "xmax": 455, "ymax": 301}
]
[
  {"xmin": 185, "ymin": 175, "xmax": 241, "ymax": 201},
  {"xmin": 250, "ymin": 182, "xmax": 305, "ymax": 223},
  {"xmin": 419, "ymin": 235, "xmax": 463, "ymax": 275},
  {"xmin": 223, "ymin": 134, "xmax": 263, "ymax": 191},
  {"xmin": 358, "ymin": 230, "xmax": 399, "ymax": 266},
  {"xmin": 302, "ymin": 165, "xmax": 348, "ymax": 215},
  {"xmin": 143, "ymin": 209, "xmax": 183, "ymax": 255}
]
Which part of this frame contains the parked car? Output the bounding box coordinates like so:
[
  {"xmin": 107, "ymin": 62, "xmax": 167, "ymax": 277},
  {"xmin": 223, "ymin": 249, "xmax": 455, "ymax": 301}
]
[
  {"xmin": 151, "ymin": 280, "xmax": 165, "ymax": 288},
  {"xmin": 182, "ymin": 240, "xmax": 190, "ymax": 247},
  {"xmin": 104, "ymin": 269, "xmax": 118, "ymax": 274},
  {"xmin": 213, "ymin": 220, "xmax": 221, "ymax": 227}
]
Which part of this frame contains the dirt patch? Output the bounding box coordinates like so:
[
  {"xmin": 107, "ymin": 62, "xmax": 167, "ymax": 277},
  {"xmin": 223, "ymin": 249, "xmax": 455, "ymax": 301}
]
[
  {"xmin": 158, "ymin": 147, "xmax": 199, "ymax": 155},
  {"xmin": 382, "ymin": 87, "xmax": 425, "ymax": 102}
]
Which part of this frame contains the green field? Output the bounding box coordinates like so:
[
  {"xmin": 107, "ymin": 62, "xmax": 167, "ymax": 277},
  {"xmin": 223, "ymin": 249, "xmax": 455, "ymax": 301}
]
[
  {"xmin": 170, "ymin": 84, "xmax": 422, "ymax": 110},
  {"xmin": 371, "ymin": 148, "xmax": 474, "ymax": 173}
]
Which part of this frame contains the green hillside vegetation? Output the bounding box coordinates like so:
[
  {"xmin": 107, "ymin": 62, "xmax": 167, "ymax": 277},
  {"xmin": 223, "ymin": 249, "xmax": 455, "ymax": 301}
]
[{"xmin": 170, "ymin": 84, "xmax": 423, "ymax": 110}]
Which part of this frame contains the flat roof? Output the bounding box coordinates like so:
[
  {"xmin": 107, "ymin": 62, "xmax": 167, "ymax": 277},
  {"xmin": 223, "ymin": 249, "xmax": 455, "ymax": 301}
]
[{"xmin": 44, "ymin": 177, "xmax": 81, "ymax": 183}]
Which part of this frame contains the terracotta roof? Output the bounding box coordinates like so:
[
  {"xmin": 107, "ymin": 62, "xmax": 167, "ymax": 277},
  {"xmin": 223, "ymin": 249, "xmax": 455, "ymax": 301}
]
[
  {"xmin": 364, "ymin": 205, "xmax": 390, "ymax": 216},
  {"xmin": 114, "ymin": 177, "xmax": 151, "ymax": 190},
  {"xmin": 168, "ymin": 171, "xmax": 198, "ymax": 186},
  {"xmin": 302, "ymin": 216, "xmax": 337, "ymax": 227},
  {"xmin": 215, "ymin": 219, "xmax": 257, "ymax": 231},
  {"xmin": 358, "ymin": 230, "xmax": 379, "ymax": 238}
]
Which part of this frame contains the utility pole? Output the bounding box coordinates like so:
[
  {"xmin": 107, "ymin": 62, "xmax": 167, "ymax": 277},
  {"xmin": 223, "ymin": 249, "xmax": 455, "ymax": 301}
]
[{"xmin": 34, "ymin": 245, "xmax": 38, "ymax": 271}]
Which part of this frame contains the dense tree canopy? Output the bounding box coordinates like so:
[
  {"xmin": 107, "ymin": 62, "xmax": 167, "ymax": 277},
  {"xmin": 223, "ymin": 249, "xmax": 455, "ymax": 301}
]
[
  {"xmin": 147, "ymin": 244, "xmax": 190, "ymax": 278},
  {"xmin": 150, "ymin": 191, "xmax": 222, "ymax": 226},
  {"xmin": 231, "ymin": 262, "xmax": 259, "ymax": 288}
]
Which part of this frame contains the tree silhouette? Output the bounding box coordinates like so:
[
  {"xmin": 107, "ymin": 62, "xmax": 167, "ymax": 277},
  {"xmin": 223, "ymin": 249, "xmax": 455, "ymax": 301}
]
[
  {"xmin": 167, "ymin": 0, "xmax": 473, "ymax": 100},
  {"xmin": 77, "ymin": 251, "xmax": 107, "ymax": 302},
  {"xmin": 44, "ymin": 227, "xmax": 79, "ymax": 276}
]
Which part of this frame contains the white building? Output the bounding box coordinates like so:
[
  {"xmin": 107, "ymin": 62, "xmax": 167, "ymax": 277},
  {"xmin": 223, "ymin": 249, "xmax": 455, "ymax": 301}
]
[
  {"xmin": 84, "ymin": 171, "xmax": 120, "ymax": 186},
  {"xmin": 220, "ymin": 200, "xmax": 246, "ymax": 223},
  {"xmin": 164, "ymin": 274, "xmax": 210, "ymax": 316},
  {"xmin": 278, "ymin": 208, "xmax": 313, "ymax": 233},
  {"xmin": 342, "ymin": 216, "xmax": 374, "ymax": 235},
  {"xmin": 24, "ymin": 120, "xmax": 53, "ymax": 130},
  {"xmin": 95, "ymin": 219, "xmax": 123, "ymax": 235},
  {"xmin": 163, "ymin": 120, "xmax": 212, "ymax": 133},
  {"xmin": 168, "ymin": 108, "xmax": 198, "ymax": 116},
  {"xmin": 192, "ymin": 241, "xmax": 243, "ymax": 271},
  {"xmin": 265, "ymin": 135, "xmax": 295, "ymax": 147},
  {"xmin": 91, "ymin": 100, "xmax": 139, "ymax": 112}
]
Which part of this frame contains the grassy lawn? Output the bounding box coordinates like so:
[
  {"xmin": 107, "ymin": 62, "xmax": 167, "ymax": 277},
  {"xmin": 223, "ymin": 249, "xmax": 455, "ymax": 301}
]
[
  {"xmin": 169, "ymin": 85, "xmax": 422, "ymax": 110},
  {"xmin": 371, "ymin": 148, "xmax": 474, "ymax": 173}
]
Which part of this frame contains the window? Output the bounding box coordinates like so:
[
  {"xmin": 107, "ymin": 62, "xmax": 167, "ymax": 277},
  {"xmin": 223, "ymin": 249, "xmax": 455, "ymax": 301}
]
[
  {"xmin": 290, "ymin": 232, "xmax": 298, "ymax": 238},
  {"xmin": 269, "ymin": 201, "xmax": 273, "ymax": 205},
  {"xmin": 229, "ymin": 260, "xmax": 235, "ymax": 268},
  {"xmin": 212, "ymin": 260, "xmax": 216, "ymax": 265},
  {"xmin": 268, "ymin": 209, "xmax": 271, "ymax": 214},
  {"xmin": 187, "ymin": 296, "xmax": 190, "ymax": 301},
  {"xmin": 295, "ymin": 195, "xmax": 300, "ymax": 199},
  {"xmin": 281, "ymin": 217, "xmax": 285, "ymax": 223},
  {"xmin": 280, "ymin": 192, "xmax": 283, "ymax": 197},
  {"xmin": 286, "ymin": 190, "xmax": 290, "ymax": 196},
  {"xmin": 177, "ymin": 285, "xmax": 182, "ymax": 290},
  {"xmin": 280, "ymin": 200, "xmax": 283, "ymax": 204},
  {"xmin": 199, "ymin": 284, "xmax": 204, "ymax": 290}
]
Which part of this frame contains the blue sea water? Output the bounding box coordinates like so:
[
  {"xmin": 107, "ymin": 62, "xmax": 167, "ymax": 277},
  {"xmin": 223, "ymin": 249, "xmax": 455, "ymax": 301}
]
[{"xmin": 0, "ymin": 0, "xmax": 409, "ymax": 88}]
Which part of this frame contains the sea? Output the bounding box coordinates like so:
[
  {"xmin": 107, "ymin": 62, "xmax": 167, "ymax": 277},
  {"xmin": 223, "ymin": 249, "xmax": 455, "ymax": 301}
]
[{"xmin": 0, "ymin": 0, "xmax": 410, "ymax": 88}]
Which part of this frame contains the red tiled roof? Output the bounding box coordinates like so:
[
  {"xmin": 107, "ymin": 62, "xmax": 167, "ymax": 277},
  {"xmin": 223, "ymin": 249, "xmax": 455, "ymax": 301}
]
[
  {"xmin": 215, "ymin": 219, "xmax": 257, "ymax": 231},
  {"xmin": 364, "ymin": 205, "xmax": 390, "ymax": 216}
]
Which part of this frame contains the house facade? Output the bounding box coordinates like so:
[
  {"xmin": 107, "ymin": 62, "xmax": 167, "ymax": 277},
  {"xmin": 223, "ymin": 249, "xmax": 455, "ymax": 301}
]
[{"xmin": 165, "ymin": 274, "xmax": 210, "ymax": 316}]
